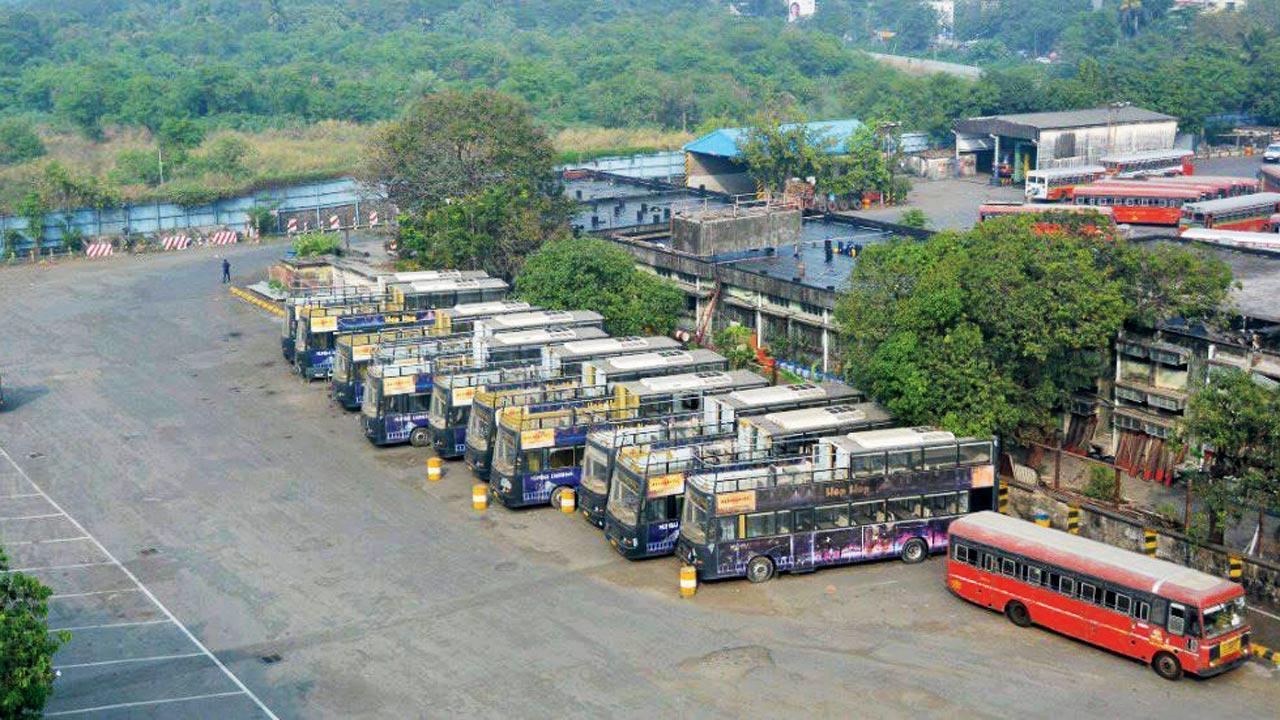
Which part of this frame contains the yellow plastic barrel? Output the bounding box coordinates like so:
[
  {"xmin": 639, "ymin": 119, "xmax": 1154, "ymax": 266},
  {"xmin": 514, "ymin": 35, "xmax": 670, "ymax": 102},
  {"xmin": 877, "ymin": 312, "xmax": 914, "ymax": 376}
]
[
  {"xmin": 472, "ymin": 484, "xmax": 488, "ymax": 511},
  {"xmin": 559, "ymin": 487, "xmax": 576, "ymax": 514},
  {"xmin": 679, "ymin": 565, "xmax": 697, "ymax": 598}
]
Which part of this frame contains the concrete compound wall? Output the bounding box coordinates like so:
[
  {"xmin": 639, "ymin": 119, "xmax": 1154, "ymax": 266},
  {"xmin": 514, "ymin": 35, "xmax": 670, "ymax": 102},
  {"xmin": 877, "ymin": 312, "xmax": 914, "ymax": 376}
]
[
  {"xmin": 671, "ymin": 208, "xmax": 802, "ymax": 257},
  {"xmin": 1004, "ymin": 481, "xmax": 1280, "ymax": 607}
]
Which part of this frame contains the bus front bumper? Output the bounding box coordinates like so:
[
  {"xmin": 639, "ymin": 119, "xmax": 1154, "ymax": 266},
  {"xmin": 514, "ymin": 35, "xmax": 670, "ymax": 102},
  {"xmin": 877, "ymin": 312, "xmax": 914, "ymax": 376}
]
[
  {"xmin": 578, "ymin": 487, "xmax": 607, "ymax": 529},
  {"xmin": 603, "ymin": 519, "xmax": 647, "ymax": 560},
  {"xmin": 431, "ymin": 427, "xmax": 465, "ymax": 459}
]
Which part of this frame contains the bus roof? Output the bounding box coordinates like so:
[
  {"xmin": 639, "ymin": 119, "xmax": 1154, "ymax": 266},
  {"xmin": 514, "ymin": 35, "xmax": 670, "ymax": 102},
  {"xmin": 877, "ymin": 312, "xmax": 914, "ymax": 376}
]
[
  {"xmin": 828, "ymin": 426, "xmax": 957, "ymax": 452},
  {"xmin": 712, "ymin": 382, "xmax": 861, "ymax": 409},
  {"xmin": 440, "ymin": 300, "xmax": 535, "ymax": 319},
  {"xmin": 1156, "ymin": 175, "xmax": 1257, "ymax": 187},
  {"xmin": 546, "ymin": 336, "xmax": 681, "ymax": 360},
  {"xmin": 479, "ymin": 309, "xmax": 603, "ymax": 330},
  {"xmin": 950, "ymin": 512, "xmax": 1242, "ymax": 607},
  {"xmin": 1100, "ymin": 148, "xmax": 1193, "ymax": 164},
  {"xmin": 389, "ymin": 270, "xmax": 487, "ymax": 282},
  {"xmin": 487, "ymin": 327, "xmax": 608, "ymax": 347},
  {"xmin": 401, "ymin": 277, "xmax": 509, "ymax": 293},
  {"xmin": 590, "ymin": 348, "xmax": 724, "ymax": 373},
  {"xmin": 1180, "ymin": 228, "xmax": 1280, "ymax": 253},
  {"xmin": 1073, "ymin": 184, "xmax": 1201, "ymax": 199},
  {"xmin": 746, "ymin": 402, "xmax": 891, "ymax": 435},
  {"xmin": 980, "ymin": 203, "xmax": 1114, "ymax": 216},
  {"xmin": 1028, "ymin": 165, "xmax": 1103, "ymax": 179},
  {"xmin": 1182, "ymin": 192, "xmax": 1280, "ymax": 214},
  {"xmin": 615, "ymin": 369, "xmax": 766, "ymax": 396}
]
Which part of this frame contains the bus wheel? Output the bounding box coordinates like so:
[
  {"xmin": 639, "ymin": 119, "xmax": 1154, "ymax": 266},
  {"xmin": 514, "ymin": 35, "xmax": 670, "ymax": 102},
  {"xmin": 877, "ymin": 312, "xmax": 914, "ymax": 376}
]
[
  {"xmin": 1005, "ymin": 600, "xmax": 1032, "ymax": 628},
  {"xmin": 409, "ymin": 428, "xmax": 430, "ymax": 447},
  {"xmin": 746, "ymin": 556, "xmax": 775, "ymax": 583},
  {"xmin": 900, "ymin": 538, "xmax": 928, "ymax": 564},
  {"xmin": 1152, "ymin": 652, "xmax": 1183, "ymax": 681}
]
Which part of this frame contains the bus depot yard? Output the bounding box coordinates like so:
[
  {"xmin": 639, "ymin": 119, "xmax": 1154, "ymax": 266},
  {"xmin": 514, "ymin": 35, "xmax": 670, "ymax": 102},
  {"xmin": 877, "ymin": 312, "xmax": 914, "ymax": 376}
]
[{"xmin": 2, "ymin": 234, "xmax": 1279, "ymax": 718}]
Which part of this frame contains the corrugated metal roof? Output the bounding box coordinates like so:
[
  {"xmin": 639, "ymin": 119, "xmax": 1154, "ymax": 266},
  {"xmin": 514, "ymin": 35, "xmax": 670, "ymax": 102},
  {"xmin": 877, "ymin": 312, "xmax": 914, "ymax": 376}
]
[
  {"xmin": 955, "ymin": 106, "xmax": 1176, "ymax": 140},
  {"xmin": 684, "ymin": 118, "xmax": 865, "ymax": 159}
]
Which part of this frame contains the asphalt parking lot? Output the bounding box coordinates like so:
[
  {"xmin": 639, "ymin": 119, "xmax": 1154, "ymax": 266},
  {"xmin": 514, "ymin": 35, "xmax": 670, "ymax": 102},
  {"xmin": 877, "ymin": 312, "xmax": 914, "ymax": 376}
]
[{"xmin": 1, "ymin": 242, "xmax": 1277, "ymax": 718}]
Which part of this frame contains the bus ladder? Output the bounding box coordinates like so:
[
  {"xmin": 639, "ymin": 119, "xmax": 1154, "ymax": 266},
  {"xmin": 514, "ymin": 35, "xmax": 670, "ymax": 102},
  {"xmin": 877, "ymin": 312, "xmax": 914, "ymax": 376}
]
[{"xmin": 694, "ymin": 281, "xmax": 721, "ymax": 345}]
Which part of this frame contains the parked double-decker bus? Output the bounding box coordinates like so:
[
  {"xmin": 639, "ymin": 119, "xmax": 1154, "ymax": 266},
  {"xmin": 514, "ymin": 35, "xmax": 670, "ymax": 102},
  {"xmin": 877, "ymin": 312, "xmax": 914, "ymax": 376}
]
[
  {"xmin": 332, "ymin": 323, "xmax": 445, "ymax": 409},
  {"xmin": 471, "ymin": 310, "xmax": 604, "ymax": 342},
  {"xmin": 582, "ymin": 349, "xmax": 727, "ymax": 387},
  {"xmin": 727, "ymin": 403, "xmax": 894, "ymax": 459},
  {"xmin": 1179, "ymin": 192, "xmax": 1280, "ymax": 233},
  {"xmin": 431, "ymin": 300, "xmax": 538, "ymax": 335},
  {"xmin": 386, "ymin": 276, "xmax": 508, "ymax": 311},
  {"xmin": 1180, "ymin": 228, "xmax": 1280, "ymax": 254},
  {"xmin": 428, "ymin": 361, "xmax": 565, "ymax": 459},
  {"xmin": 294, "ymin": 307, "xmax": 435, "ymax": 380},
  {"xmin": 1024, "ymin": 166, "xmax": 1104, "ymax": 202},
  {"xmin": 677, "ymin": 427, "xmax": 998, "ymax": 583},
  {"xmin": 473, "ymin": 327, "xmax": 609, "ymax": 367},
  {"xmin": 1100, "ymin": 149, "xmax": 1194, "ymax": 178},
  {"xmin": 359, "ymin": 336, "xmax": 481, "ymax": 446},
  {"xmin": 283, "ymin": 287, "xmax": 388, "ymax": 363},
  {"xmin": 581, "ymin": 380, "xmax": 856, "ymax": 529},
  {"xmin": 465, "ymin": 380, "xmax": 604, "ymax": 480},
  {"xmin": 543, "ymin": 336, "xmax": 683, "ymax": 375},
  {"xmin": 1071, "ymin": 184, "xmax": 1201, "ymax": 225},
  {"xmin": 947, "ymin": 511, "xmax": 1250, "ymax": 680}
]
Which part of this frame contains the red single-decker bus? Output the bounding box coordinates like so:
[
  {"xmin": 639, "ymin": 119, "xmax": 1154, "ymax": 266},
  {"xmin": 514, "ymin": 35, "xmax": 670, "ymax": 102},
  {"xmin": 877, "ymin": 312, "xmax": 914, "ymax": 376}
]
[
  {"xmin": 1071, "ymin": 185, "xmax": 1200, "ymax": 225},
  {"xmin": 1179, "ymin": 192, "xmax": 1280, "ymax": 233},
  {"xmin": 947, "ymin": 512, "xmax": 1250, "ymax": 680}
]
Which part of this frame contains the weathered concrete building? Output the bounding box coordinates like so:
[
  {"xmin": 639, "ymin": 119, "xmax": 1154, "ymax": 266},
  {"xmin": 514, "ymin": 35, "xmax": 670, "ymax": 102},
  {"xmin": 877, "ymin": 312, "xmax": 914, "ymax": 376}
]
[{"xmin": 954, "ymin": 106, "xmax": 1179, "ymax": 180}]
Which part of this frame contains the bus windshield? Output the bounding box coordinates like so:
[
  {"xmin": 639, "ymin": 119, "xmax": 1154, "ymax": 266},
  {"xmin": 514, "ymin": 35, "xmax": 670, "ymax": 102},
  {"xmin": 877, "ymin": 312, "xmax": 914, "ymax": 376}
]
[
  {"xmin": 607, "ymin": 468, "xmax": 642, "ymax": 527},
  {"xmin": 428, "ymin": 386, "xmax": 449, "ymax": 429},
  {"xmin": 680, "ymin": 489, "xmax": 709, "ymax": 545},
  {"xmin": 1202, "ymin": 597, "xmax": 1246, "ymax": 639},
  {"xmin": 468, "ymin": 406, "xmax": 495, "ymax": 451},
  {"xmin": 492, "ymin": 425, "xmax": 518, "ymax": 476},
  {"xmin": 581, "ymin": 443, "xmax": 611, "ymax": 494}
]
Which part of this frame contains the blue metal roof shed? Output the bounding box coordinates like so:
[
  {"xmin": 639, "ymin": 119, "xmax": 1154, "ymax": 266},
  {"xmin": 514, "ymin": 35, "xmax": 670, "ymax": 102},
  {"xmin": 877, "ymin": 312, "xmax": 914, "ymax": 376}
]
[{"xmin": 683, "ymin": 119, "xmax": 865, "ymax": 159}]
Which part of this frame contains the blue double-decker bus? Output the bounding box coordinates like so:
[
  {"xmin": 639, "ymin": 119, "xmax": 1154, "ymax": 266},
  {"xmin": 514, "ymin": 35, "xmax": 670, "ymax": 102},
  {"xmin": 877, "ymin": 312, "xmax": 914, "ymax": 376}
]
[
  {"xmin": 295, "ymin": 308, "xmax": 437, "ymax": 380},
  {"xmin": 427, "ymin": 362, "xmax": 565, "ymax": 460},
  {"xmin": 675, "ymin": 427, "xmax": 998, "ymax": 583},
  {"xmin": 359, "ymin": 338, "xmax": 478, "ymax": 446}
]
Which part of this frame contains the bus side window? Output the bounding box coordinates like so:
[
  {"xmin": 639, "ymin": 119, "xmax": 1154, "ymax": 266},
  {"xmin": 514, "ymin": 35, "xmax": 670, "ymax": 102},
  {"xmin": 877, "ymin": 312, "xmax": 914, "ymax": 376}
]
[
  {"xmin": 850, "ymin": 500, "xmax": 881, "ymax": 526},
  {"xmin": 815, "ymin": 504, "xmax": 850, "ymax": 530},
  {"xmin": 951, "ymin": 543, "xmax": 968, "ymax": 563},
  {"xmin": 983, "ymin": 553, "xmax": 998, "ymax": 573},
  {"xmin": 717, "ymin": 516, "xmax": 737, "ymax": 542},
  {"xmin": 1135, "ymin": 600, "xmax": 1151, "ymax": 622},
  {"xmin": 744, "ymin": 512, "xmax": 776, "ymax": 539},
  {"xmin": 524, "ymin": 450, "xmax": 545, "ymax": 473},
  {"xmin": 1058, "ymin": 576, "xmax": 1075, "ymax": 596},
  {"xmin": 1000, "ymin": 558, "xmax": 1015, "ymax": 577},
  {"xmin": 1168, "ymin": 603, "xmax": 1187, "ymax": 636},
  {"xmin": 1079, "ymin": 582, "xmax": 1097, "ymax": 604},
  {"xmin": 793, "ymin": 508, "xmax": 815, "ymax": 532},
  {"xmin": 1025, "ymin": 566, "xmax": 1042, "ymax": 586},
  {"xmin": 549, "ymin": 447, "xmax": 576, "ymax": 469}
]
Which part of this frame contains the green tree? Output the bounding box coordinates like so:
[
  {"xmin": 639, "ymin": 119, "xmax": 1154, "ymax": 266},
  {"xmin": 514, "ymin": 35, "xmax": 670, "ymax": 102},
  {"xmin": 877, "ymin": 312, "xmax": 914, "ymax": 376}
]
[
  {"xmin": 515, "ymin": 236, "xmax": 684, "ymax": 337},
  {"xmin": 1176, "ymin": 369, "xmax": 1280, "ymax": 548},
  {"xmin": 110, "ymin": 149, "xmax": 163, "ymax": 187},
  {"xmin": 825, "ymin": 124, "xmax": 897, "ymax": 202},
  {"xmin": 360, "ymin": 89, "xmax": 558, "ymax": 216},
  {"xmin": 1, "ymin": 546, "xmax": 69, "ymax": 717},
  {"xmin": 291, "ymin": 231, "xmax": 340, "ymax": 257},
  {"xmin": 897, "ymin": 208, "xmax": 929, "ymax": 230},
  {"xmin": 713, "ymin": 324, "xmax": 757, "ymax": 370},
  {"xmin": 396, "ymin": 182, "xmax": 571, "ymax": 282},
  {"xmin": 738, "ymin": 113, "xmax": 833, "ymax": 196},
  {"xmin": 0, "ymin": 119, "xmax": 45, "ymax": 166},
  {"xmin": 836, "ymin": 219, "xmax": 1130, "ymax": 439},
  {"xmin": 196, "ymin": 135, "xmax": 252, "ymax": 175}
]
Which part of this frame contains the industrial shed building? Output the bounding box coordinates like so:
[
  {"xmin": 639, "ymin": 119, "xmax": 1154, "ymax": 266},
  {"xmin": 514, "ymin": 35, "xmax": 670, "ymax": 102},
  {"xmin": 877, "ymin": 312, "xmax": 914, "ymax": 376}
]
[
  {"xmin": 683, "ymin": 119, "xmax": 863, "ymax": 196},
  {"xmin": 954, "ymin": 106, "xmax": 1179, "ymax": 182}
]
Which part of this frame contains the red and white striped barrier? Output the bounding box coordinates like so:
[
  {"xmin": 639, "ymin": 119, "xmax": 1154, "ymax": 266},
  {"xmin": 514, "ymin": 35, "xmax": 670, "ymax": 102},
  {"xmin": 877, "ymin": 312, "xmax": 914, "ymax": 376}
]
[
  {"xmin": 162, "ymin": 234, "xmax": 191, "ymax": 251},
  {"xmin": 85, "ymin": 242, "xmax": 114, "ymax": 259},
  {"xmin": 286, "ymin": 217, "xmax": 299, "ymax": 234},
  {"xmin": 328, "ymin": 214, "xmax": 341, "ymax": 230},
  {"xmin": 368, "ymin": 210, "xmax": 379, "ymax": 226},
  {"xmin": 208, "ymin": 230, "xmax": 238, "ymax": 246}
]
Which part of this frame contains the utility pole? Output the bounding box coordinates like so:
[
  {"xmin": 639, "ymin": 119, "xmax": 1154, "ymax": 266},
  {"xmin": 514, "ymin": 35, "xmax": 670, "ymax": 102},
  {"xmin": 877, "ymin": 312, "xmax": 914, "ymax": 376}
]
[{"xmin": 157, "ymin": 145, "xmax": 165, "ymax": 185}]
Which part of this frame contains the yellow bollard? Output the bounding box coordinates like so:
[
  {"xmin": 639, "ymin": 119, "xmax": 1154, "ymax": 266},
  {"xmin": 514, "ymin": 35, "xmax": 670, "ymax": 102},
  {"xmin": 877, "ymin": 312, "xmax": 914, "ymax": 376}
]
[
  {"xmin": 1143, "ymin": 529, "xmax": 1158, "ymax": 557},
  {"xmin": 679, "ymin": 565, "xmax": 698, "ymax": 598},
  {"xmin": 559, "ymin": 487, "xmax": 576, "ymax": 514},
  {"xmin": 1228, "ymin": 555, "xmax": 1243, "ymax": 582},
  {"xmin": 1066, "ymin": 506, "xmax": 1080, "ymax": 535},
  {"xmin": 472, "ymin": 483, "xmax": 488, "ymax": 511},
  {"xmin": 426, "ymin": 457, "xmax": 443, "ymax": 483}
]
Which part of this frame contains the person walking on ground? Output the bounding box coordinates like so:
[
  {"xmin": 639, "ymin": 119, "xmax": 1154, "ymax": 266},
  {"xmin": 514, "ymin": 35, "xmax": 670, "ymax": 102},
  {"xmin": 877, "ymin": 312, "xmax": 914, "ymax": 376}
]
[{"xmin": 221, "ymin": 258, "xmax": 231, "ymax": 283}]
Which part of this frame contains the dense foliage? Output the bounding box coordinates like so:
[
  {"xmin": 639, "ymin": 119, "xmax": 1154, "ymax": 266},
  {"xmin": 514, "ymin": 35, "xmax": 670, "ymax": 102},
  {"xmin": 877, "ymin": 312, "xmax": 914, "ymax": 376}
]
[
  {"xmin": 1176, "ymin": 369, "xmax": 1280, "ymax": 544},
  {"xmin": 291, "ymin": 231, "xmax": 340, "ymax": 257},
  {"xmin": 836, "ymin": 218, "xmax": 1233, "ymax": 440},
  {"xmin": 3, "ymin": 0, "xmax": 1278, "ymax": 144},
  {"xmin": 515, "ymin": 236, "xmax": 684, "ymax": 337},
  {"xmin": 1, "ymin": 547, "xmax": 68, "ymax": 718}
]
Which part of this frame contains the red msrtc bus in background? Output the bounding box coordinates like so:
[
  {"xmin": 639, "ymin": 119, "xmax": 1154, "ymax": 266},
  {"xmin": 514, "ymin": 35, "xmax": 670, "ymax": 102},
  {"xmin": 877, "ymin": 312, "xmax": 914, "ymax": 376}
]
[
  {"xmin": 1101, "ymin": 149, "xmax": 1195, "ymax": 178},
  {"xmin": 1024, "ymin": 166, "xmax": 1105, "ymax": 202},
  {"xmin": 947, "ymin": 512, "xmax": 1251, "ymax": 681},
  {"xmin": 1070, "ymin": 184, "xmax": 1200, "ymax": 225},
  {"xmin": 1159, "ymin": 175, "xmax": 1259, "ymax": 197},
  {"xmin": 1181, "ymin": 228, "xmax": 1280, "ymax": 254},
  {"xmin": 1259, "ymin": 165, "xmax": 1280, "ymax": 193},
  {"xmin": 977, "ymin": 203, "xmax": 1116, "ymax": 236},
  {"xmin": 1179, "ymin": 192, "xmax": 1280, "ymax": 233}
]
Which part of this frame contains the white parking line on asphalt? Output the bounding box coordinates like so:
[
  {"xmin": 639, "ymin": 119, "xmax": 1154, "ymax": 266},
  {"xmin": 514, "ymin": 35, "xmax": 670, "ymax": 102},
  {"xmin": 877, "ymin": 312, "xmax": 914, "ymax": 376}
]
[
  {"xmin": 0, "ymin": 444, "xmax": 279, "ymax": 720},
  {"xmin": 0, "ymin": 512, "xmax": 64, "ymax": 521},
  {"xmin": 6, "ymin": 536, "xmax": 91, "ymax": 546},
  {"xmin": 49, "ymin": 618, "xmax": 173, "ymax": 633},
  {"xmin": 56, "ymin": 651, "xmax": 206, "ymax": 670},
  {"xmin": 10, "ymin": 561, "xmax": 115, "ymax": 573},
  {"xmin": 50, "ymin": 588, "xmax": 143, "ymax": 599},
  {"xmin": 44, "ymin": 691, "xmax": 249, "ymax": 717},
  {"xmin": 1252, "ymin": 606, "xmax": 1280, "ymax": 622},
  {"xmin": 0, "ymin": 492, "xmax": 41, "ymax": 499}
]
